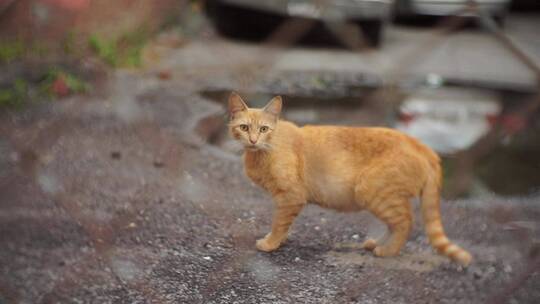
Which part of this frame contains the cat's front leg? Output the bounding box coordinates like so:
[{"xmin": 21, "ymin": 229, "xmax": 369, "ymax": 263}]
[{"xmin": 256, "ymin": 196, "xmax": 305, "ymax": 252}]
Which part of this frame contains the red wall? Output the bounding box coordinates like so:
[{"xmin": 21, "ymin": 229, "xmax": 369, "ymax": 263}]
[{"xmin": 0, "ymin": 0, "xmax": 184, "ymax": 45}]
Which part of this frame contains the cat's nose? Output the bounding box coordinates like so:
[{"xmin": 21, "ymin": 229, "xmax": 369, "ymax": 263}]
[{"xmin": 249, "ymin": 134, "xmax": 258, "ymax": 144}]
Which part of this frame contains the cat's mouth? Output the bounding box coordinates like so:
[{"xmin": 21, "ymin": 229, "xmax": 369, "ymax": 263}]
[{"xmin": 246, "ymin": 145, "xmax": 260, "ymax": 151}]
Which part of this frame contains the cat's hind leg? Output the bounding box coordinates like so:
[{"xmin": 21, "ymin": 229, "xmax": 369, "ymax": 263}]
[
  {"xmin": 353, "ymin": 179, "xmax": 392, "ymax": 253},
  {"xmin": 354, "ymin": 160, "xmax": 417, "ymax": 257},
  {"xmin": 367, "ymin": 197, "xmax": 412, "ymax": 257}
]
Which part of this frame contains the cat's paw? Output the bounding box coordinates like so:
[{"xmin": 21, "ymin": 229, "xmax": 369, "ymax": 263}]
[
  {"xmin": 372, "ymin": 246, "xmax": 399, "ymax": 257},
  {"xmin": 256, "ymin": 238, "xmax": 280, "ymax": 252},
  {"xmin": 362, "ymin": 239, "xmax": 377, "ymax": 251},
  {"xmin": 373, "ymin": 246, "xmax": 385, "ymax": 257}
]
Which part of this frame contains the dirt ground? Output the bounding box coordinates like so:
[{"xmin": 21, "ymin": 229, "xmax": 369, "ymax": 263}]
[
  {"xmin": 0, "ymin": 66, "xmax": 539, "ymax": 304},
  {"xmin": 2, "ymin": 16, "xmax": 540, "ymax": 303}
]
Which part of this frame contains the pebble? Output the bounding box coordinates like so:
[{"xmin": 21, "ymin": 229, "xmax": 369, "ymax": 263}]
[
  {"xmin": 294, "ymin": 257, "xmax": 301, "ymax": 262},
  {"xmin": 352, "ymin": 234, "xmax": 359, "ymax": 240},
  {"xmin": 203, "ymin": 256, "xmax": 213, "ymax": 261},
  {"xmin": 9, "ymin": 152, "xmax": 19, "ymax": 162},
  {"xmin": 111, "ymin": 151, "xmax": 121, "ymax": 159},
  {"xmin": 487, "ymin": 254, "xmax": 497, "ymax": 263},
  {"xmin": 153, "ymin": 159, "xmax": 164, "ymax": 168},
  {"xmin": 158, "ymin": 70, "xmax": 172, "ymax": 80},
  {"xmin": 473, "ymin": 269, "xmax": 483, "ymax": 279}
]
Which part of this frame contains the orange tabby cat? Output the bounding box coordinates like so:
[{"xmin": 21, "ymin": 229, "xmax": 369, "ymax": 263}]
[{"xmin": 228, "ymin": 92, "xmax": 472, "ymax": 266}]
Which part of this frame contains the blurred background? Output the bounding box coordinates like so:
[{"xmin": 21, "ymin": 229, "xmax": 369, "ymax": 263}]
[{"xmin": 1, "ymin": 0, "xmax": 539, "ymax": 303}]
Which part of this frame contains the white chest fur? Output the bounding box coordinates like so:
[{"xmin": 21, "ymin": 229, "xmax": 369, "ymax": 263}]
[{"xmin": 305, "ymin": 171, "xmax": 359, "ymax": 211}]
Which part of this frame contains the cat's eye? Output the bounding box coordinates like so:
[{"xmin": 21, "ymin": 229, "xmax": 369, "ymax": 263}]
[
  {"xmin": 260, "ymin": 126, "xmax": 269, "ymax": 133},
  {"xmin": 239, "ymin": 124, "xmax": 249, "ymax": 131}
]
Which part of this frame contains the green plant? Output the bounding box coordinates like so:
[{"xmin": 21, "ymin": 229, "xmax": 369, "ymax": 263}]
[
  {"xmin": 88, "ymin": 27, "xmax": 150, "ymax": 68},
  {"xmin": 0, "ymin": 79, "xmax": 28, "ymax": 108},
  {"xmin": 89, "ymin": 34, "xmax": 118, "ymax": 66},
  {"xmin": 63, "ymin": 72, "xmax": 89, "ymax": 93},
  {"xmin": 62, "ymin": 31, "xmax": 77, "ymax": 55},
  {"xmin": 0, "ymin": 40, "xmax": 25, "ymax": 63},
  {"xmin": 0, "ymin": 40, "xmax": 52, "ymax": 63},
  {"xmin": 41, "ymin": 68, "xmax": 90, "ymax": 97},
  {"xmin": 0, "ymin": 67, "xmax": 90, "ymax": 109}
]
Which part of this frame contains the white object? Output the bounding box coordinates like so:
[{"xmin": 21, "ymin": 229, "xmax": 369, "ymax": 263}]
[
  {"xmin": 395, "ymin": 87, "xmax": 501, "ymax": 154},
  {"xmin": 410, "ymin": 0, "xmax": 511, "ymax": 16}
]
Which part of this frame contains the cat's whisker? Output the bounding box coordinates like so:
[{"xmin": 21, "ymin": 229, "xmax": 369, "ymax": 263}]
[{"xmin": 259, "ymin": 142, "xmax": 273, "ymax": 151}]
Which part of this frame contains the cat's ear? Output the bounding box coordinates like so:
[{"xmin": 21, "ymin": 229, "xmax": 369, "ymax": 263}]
[
  {"xmin": 228, "ymin": 92, "xmax": 248, "ymax": 117},
  {"xmin": 263, "ymin": 96, "xmax": 282, "ymax": 118}
]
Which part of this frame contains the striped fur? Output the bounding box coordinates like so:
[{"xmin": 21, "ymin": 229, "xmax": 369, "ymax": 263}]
[{"xmin": 422, "ymin": 168, "xmax": 472, "ymax": 266}]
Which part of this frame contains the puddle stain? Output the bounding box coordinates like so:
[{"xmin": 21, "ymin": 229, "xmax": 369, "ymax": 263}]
[
  {"xmin": 37, "ymin": 172, "xmax": 63, "ymax": 195},
  {"xmin": 110, "ymin": 256, "xmax": 144, "ymax": 282},
  {"xmin": 178, "ymin": 171, "xmax": 209, "ymax": 203},
  {"xmin": 245, "ymin": 256, "xmax": 280, "ymax": 283}
]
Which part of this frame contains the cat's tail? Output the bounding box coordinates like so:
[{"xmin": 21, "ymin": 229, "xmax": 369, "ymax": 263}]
[{"xmin": 421, "ymin": 166, "xmax": 472, "ymax": 266}]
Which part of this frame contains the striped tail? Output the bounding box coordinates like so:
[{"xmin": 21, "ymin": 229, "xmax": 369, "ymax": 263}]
[{"xmin": 421, "ymin": 168, "xmax": 472, "ymax": 266}]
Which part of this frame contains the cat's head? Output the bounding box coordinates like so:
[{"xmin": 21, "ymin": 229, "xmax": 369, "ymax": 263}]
[{"xmin": 227, "ymin": 92, "xmax": 282, "ymax": 151}]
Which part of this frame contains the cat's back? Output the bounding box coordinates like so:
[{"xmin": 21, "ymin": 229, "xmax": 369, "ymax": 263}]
[
  {"xmin": 300, "ymin": 125, "xmax": 403, "ymax": 154},
  {"xmin": 299, "ymin": 125, "xmax": 438, "ymax": 167}
]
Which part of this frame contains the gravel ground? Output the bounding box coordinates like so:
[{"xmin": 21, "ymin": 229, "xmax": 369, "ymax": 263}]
[
  {"xmin": 1, "ymin": 69, "xmax": 539, "ymax": 304},
  {"xmin": 1, "ymin": 21, "xmax": 540, "ymax": 302}
]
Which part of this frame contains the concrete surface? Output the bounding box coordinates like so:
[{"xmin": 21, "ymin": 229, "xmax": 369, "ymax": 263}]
[{"xmin": 151, "ymin": 13, "xmax": 540, "ymax": 92}]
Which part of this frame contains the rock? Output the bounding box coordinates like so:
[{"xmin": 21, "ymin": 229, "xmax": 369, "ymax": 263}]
[
  {"xmin": 153, "ymin": 159, "xmax": 164, "ymax": 168},
  {"xmin": 111, "ymin": 151, "xmax": 121, "ymax": 159},
  {"xmin": 158, "ymin": 70, "xmax": 172, "ymax": 80},
  {"xmin": 9, "ymin": 152, "xmax": 19, "ymax": 163},
  {"xmin": 473, "ymin": 269, "xmax": 483, "ymax": 279}
]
